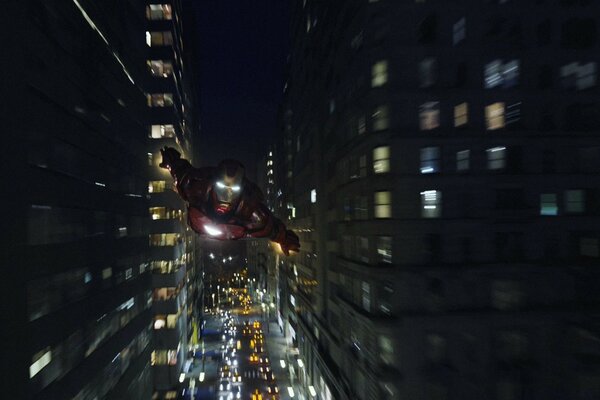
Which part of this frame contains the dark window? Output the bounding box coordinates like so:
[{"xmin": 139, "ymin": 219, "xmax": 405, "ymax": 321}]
[
  {"xmin": 538, "ymin": 65, "xmax": 552, "ymax": 89},
  {"xmin": 495, "ymin": 189, "xmax": 524, "ymax": 210},
  {"xmin": 538, "ymin": 105, "xmax": 556, "ymax": 131},
  {"xmin": 536, "ymin": 20, "xmax": 552, "ymax": 46},
  {"xmin": 495, "ymin": 232, "xmax": 524, "ymax": 261},
  {"xmin": 579, "ymin": 148, "xmax": 600, "ymax": 172},
  {"xmin": 506, "ymin": 147, "xmax": 523, "ymax": 173},
  {"xmin": 561, "ymin": 19, "xmax": 596, "ymax": 49},
  {"xmin": 424, "ymin": 234, "xmax": 442, "ymax": 264},
  {"xmin": 418, "ymin": 14, "xmax": 438, "ymax": 44},
  {"xmin": 565, "ymin": 103, "xmax": 600, "ymax": 131},
  {"xmin": 455, "ymin": 62, "xmax": 468, "ymax": 87},
  {"xmin": 461, "ymin": 238, "xmax": 472, "ymax": 263},
  {"xmin": 542, "ymin": 150, "xmax": 556, "ymax": 173}
]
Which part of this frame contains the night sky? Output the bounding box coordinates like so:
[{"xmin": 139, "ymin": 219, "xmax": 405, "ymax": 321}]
[{"xmin": 190, "ymin": 0, "xmax": 290, "ymax": 179}]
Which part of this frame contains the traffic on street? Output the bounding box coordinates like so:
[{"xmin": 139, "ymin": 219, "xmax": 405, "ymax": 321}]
[{"xmin": 181, "ymin": 282, "xmax": 296, "ymax": 400}]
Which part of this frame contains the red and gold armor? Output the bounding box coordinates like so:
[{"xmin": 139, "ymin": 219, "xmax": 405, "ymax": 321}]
[{"xmin": 159, "ymin": 147, "xmax": 300, "ymax": 255}]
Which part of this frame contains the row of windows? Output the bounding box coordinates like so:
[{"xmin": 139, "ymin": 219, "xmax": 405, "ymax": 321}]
[
  {"xmin": 415, "ymin": 10, "xmax": 597, "ymax": 49},
  {"xmin": 72, "ymin": 326, "xmax": 151, "ymax": 400},
  {"xmin": 371, "ymin": 58, "xmax": 596, "ymax": 92},
  {"xmin": 30, "ymin": 292, "xmax": 151, "ymax": 393},
  {"xmin": 149, "ymin": 233, "xmax": 182, "ymax": 247},
  {"xmin": 340, "ymin": 187, "xmax": 589, "ymax": 222}
]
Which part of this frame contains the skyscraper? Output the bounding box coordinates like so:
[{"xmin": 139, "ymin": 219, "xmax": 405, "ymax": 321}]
[
  {"xmin": 278, "ymin": 1, "xmax": 600, "ymax": 399},
  {"xmin": 10, "ymin": 0, "xmax": 154, "ymax": 398},
  {"xmin": 144, "ymin": 0, "xmax": 202, "ymax": 397}
]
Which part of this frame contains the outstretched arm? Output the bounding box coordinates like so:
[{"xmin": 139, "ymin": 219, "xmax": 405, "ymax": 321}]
[
  {"xmin": 159, "ymin": 147, "xmax": 211, "ymax": 203},
  {"xmin": 247, "ymin": 203, "xmax": 300, "ymax": 256},
  {"xmin": 159, "ymin": 147, "xmax": 192, "ymax": 182}
]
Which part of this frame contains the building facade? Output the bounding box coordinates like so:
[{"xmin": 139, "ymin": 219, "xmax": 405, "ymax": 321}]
[
  {"xmin": 277, "ymin": 1, "xmax": 600, "ymax": 400},
  {"xmin": 10, "ymin": 0, "xmax": 154, "ymax": 398},
  {"xmin": 144, "ymin": 0, "xmax": 203, "ymax": 397}
]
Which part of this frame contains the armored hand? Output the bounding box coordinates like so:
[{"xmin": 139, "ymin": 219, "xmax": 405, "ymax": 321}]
[
  {"xmin": 280, "ymin": 230, "xmax": 300, "ymax": 256},
  {"xmin": 159, "ymin": 147, "xmax": 181, "ymax": 170}
]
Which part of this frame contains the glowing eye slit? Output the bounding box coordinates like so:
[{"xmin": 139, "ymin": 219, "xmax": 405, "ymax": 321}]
[
  {"xmin": 232, "ymin": 186, "xmax": 241, "ymax": 192},
  {"xmin": 216, "ymin": 182, "xmax": 226, "ymax": 189}
]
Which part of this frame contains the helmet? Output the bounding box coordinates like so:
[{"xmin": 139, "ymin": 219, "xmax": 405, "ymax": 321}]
[{"xmin": 212, "ymin": 159, "xmax": 245, "ymax": 215}]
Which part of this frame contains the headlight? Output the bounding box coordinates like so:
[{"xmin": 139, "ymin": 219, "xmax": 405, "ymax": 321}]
[{"xmin": 219, "ymin": 384, "xmax": 223, "ymax": 391}]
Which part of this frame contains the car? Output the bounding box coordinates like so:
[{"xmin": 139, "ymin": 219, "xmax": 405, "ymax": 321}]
[
  {"xmin": 259, "ymin": 356, "xmax": 270, "ymax": 364},
  {"xmin": 218, "ymin": 379, "xmax": 231, "ymax": 392},
  {"xmin": 218, "ymin": 394, "xmax": 234, "ymax": 400},
  {"xmin": 232, "ymin": 369, "xmax": 242, "ymax": 383},
  {"xmin": 250, "ymin": 353, "xmax": 259, "ymax": 363},
  {"xmin": 232, "ymin": 386, "xmax": 242, "ymax": 399},
  {"xmin": 259, "ymin": 365, "xmax": 271, "ymax": 374},
  {"xmin": 267, "ymin": 384, "xmax": 279, "ymax": 395},
  {"xmin": 254, "ymin": 345, "xmax": 264, "ymax": 353},
  {"xmin": 263, "ymin": 371, "xmax": 275, "ymax": 382},
  {"xmin": 251, "ymin": 389, "xmax": 263, "ymax": 400},
  {"xmin": 253, "ymin": 320, "xmax": 261, "ymax": 329}
]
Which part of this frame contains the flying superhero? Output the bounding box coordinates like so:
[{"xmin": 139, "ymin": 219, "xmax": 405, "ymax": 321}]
[{"xmin": 159, "ymin": 147, "xmax": 300, "ymax": 255}]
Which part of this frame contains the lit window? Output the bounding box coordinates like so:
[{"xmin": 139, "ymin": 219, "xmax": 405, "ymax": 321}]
[
  {"xmin": 149, "ymin": 233, "xmax": 181, "ymax": 246},
  {"xmin": 565, "ymin": 190, "xmax": 585, "ymax": 213},
  {"xmin": 420, "ymin": 147, "xmax": 440, "ymax": 174},
  {"xmin": 361, "ymin": 281, "xmax": 371, "ymax": 312},
  {"xmin": 148, "ymin": 180, "xmax": 167, "ymax": 193},
  {"xmin": 29, "ymin": 348, "xmax": 52, "ymax": 378},
  {"xmin": 505, "ymin": 102, "xmax": 521, "ymax": 126},
  {"xmin": 148, "ymin": 152, "xmax": 153, "ymax": 166},
  {"xmin": 561, "ymin": 62, "xmax": 596, "ymax": 90},
  {"xmin": 146, "ymin": 4, "xmax": 172, "ymax": 20},
  {"xmin": 150, "ymin": 124, "xmax": 176, "ymax": 138},
  {"xmin": 486, "ymin": 102, "xmax": 505, "ymax": 130},
  {"xmin": 503, "ymin": 60, "xmax": 520, "ymax": 88},
  {"xmin": 358, "ymin": 115, "xmax": 366, "ymax": 135},
  {"xmin": 453, "ymin": 17, "xmax": 466, "ymax": 45},
  {"xmin": 147, "ymin": 60, "xmax": 174, "ymax": 77},
  {"xmin": 373, "ymin": 146, "xmax": 390, "ymax": 173},
  {"xmin": 456, "ymin": 150, "xmax": 470, "ymax": 171},
  {"xmin": 454, "ymin": 102, "xmax": 468, "ymax": 127},
  {"xmin": 149, "ymin": 31, "xmax": 173, "ymax": 47},
  {"xmin": 540, "ymin": 193, "xmax": 558, "ymax": 216},
  {"xmin": 419, "ymin": 102, "xmax": 440, "ymax": 130},
  {"xmin": 102, "ymin": 267, "xmax": 112, "ymax": 279},
  {"xmin": 421, "ymin": 190, "xmax": 441, "ymax": 218},
  {"xmin": 376, "ymin": 236, "xmax": 392, "ymax": 263},
  {"xmin": 374, "ymin": 191, "xmax": 392, "ymax": 218},
  {"xmin": 484, "ymin": 59, "xmax": 520, "ymax": 88},
  {"xmin": 372, "ymin": 105, "xmax": 390, "ymax": 131},
  {"xmin": 146, "ymin": 31, "xmax": 151, "ymax": 47},
  {"xmin": 419, "ymin": 58, "xmax": 437, "ymax": 88},
  {"xmin": 147, "ymin": 93, "xmax": 174, "ymax": 107},
  {"xmin": 371, "ymin": 60, "xmax": 388, "ymax": 87},
  {"xmin": 379, "ymin": 336, "xmax": 395, "ymax": 365},
  {"xmin": 486, "ymin": 147, "xmax": 506, "ymax": 170},
  {"xmin": 310, "ymin": 189, "xmax": 317, "ymax": 204}
]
